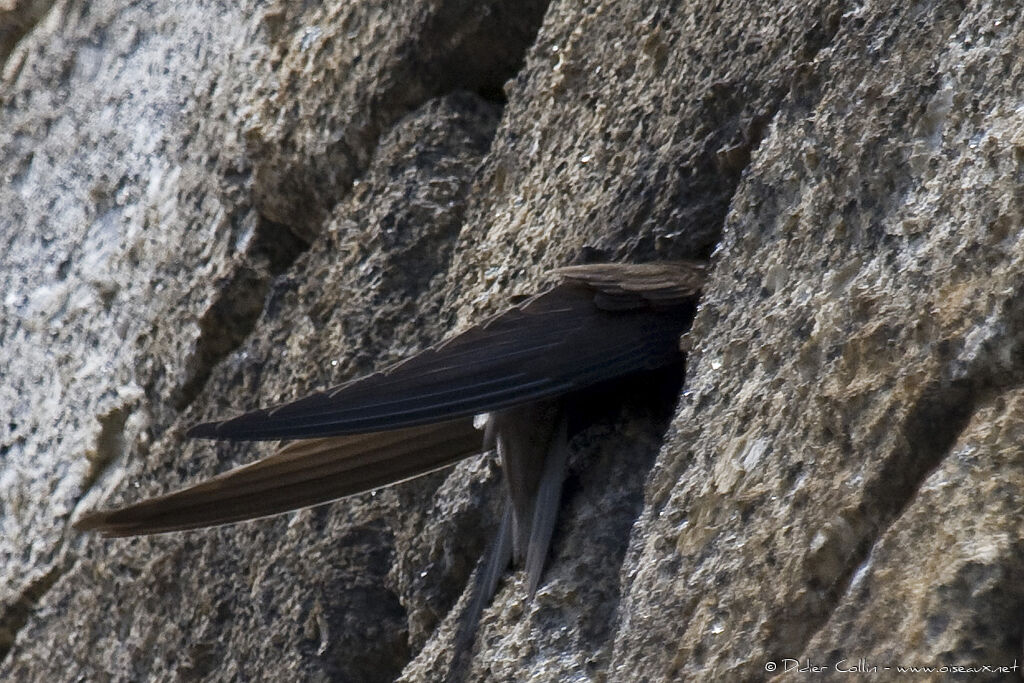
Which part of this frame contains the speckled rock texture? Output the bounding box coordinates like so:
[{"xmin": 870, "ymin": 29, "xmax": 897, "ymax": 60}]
[{"xmin": 2, "ymin": 0, "xmax": 1023, "ymax": 681}]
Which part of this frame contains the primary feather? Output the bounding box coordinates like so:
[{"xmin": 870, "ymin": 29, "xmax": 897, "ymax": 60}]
[
  {"xmin": 76, "ymin": 261, "xmax": 704, "ymax": 543},
  {"xmin": 75, "ymin": 418, "xmax": 482, "ymax": 536},
  {"xmin": 185, "ymin": 261, "xmax": 704, "ymax": 441}
]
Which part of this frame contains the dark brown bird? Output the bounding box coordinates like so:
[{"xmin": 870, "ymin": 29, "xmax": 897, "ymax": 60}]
[{"xmin": 75, "ymin": 261, "xmax": 705, "ymax": 665}]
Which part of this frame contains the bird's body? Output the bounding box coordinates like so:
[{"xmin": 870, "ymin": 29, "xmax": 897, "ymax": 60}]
[{"xmin": 75, "ymin": 260, "xmax": 705, "ymax": 669}]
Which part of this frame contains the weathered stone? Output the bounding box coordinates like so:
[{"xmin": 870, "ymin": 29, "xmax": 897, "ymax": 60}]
[
  {"xmin": 3, "ymin": 0, "xmax": 1024, "ymax": 680},
  {"xmin": 614, "ymin": 1, "xmax": 1024, "ymax": 679}
]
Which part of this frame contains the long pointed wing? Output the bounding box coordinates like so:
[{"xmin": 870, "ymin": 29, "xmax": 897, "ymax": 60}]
[
  {"xmin": 186, "ymin": 262, "xmax": 705, "ymax": 442},
  {"xmin": 75, "ymin": 417, "xmax": 482, "ymax": 536}
]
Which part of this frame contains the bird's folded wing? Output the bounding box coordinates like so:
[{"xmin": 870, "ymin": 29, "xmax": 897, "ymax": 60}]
[
  {"xmin": 186, "ymin": 262, "xmax": 704, "ymax": 442},
  {"xmin": 75, "ymin": 417, "xmax": 482, "ymax": 536}
]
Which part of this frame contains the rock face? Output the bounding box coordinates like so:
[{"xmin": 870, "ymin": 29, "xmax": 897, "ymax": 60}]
[{"xmin": 2, "ymin": 0, "xmax": 1023, "ymax": 680}]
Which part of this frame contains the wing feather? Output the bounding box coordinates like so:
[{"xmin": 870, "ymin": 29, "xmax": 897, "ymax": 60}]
[
  {"xmin": 75, "ymin": 418, "xmax": 482, "ymax": 536},
  {"xmin": 186, "ymin": 263, "xmax": 703, "ymax": 442}
]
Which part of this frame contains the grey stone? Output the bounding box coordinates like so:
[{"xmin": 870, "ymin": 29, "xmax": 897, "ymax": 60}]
[{"xmin": 3, "ymin": 0, "xmax": 1024, "ymax": 681}]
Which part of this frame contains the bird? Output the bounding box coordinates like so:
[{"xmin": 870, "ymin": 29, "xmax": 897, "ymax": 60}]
[{"xmin": 74, "ymin": 260, "xmax": 705, "ymax": 668}]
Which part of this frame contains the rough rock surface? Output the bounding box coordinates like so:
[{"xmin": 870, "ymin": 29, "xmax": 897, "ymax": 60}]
[{"xmin": 2, "ymin": 0, "xmax": 1023, "ymax": 681}]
